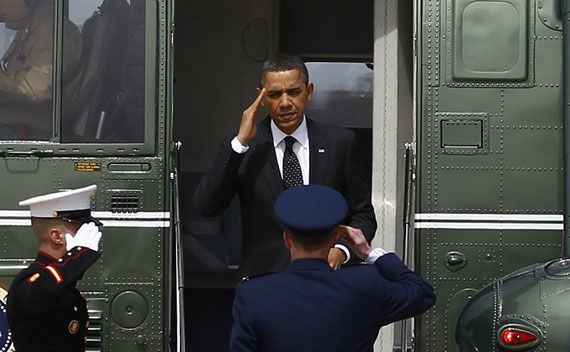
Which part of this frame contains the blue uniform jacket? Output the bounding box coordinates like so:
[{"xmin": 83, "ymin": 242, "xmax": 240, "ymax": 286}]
[{"xmin": 230, "ymin": 253, "xmax": 435, "ymax": 352}]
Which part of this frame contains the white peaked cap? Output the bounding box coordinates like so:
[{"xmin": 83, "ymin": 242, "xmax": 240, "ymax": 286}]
[{"xmin": 19, "ymin": 184, "xmax": 97, "ymax": 218}]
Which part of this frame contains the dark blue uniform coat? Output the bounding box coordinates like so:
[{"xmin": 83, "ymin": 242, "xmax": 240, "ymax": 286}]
[
  {"xmin": 7, "ymin": 247, "xmax": 100, "ymax": 352},
  {"xmin": 230, "ymin": 253, "xmax": 435, "ymax": 352},
  {"xmin": 193, "ymin": 117, "xmax": 377, "ymax": 277}
]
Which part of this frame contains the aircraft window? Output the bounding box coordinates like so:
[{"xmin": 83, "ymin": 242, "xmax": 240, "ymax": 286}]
[
  {"xmin": 62, "ymin": 0, "xmax": 145, "ymax": 143},
  {"xmin": 305, "ymin": 62, "xmax": 373, "ymax": 128},
  {"xmin": 0, "ymin": 0, "xmax": 56, "ymax": 141}
]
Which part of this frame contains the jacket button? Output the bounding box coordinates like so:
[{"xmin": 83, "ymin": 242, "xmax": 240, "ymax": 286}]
[{"xmin": 68, "ymin": 320, "xmax": 79, "ymax": 334}]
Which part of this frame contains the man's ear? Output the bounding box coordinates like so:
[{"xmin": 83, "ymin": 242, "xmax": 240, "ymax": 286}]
[
  {"xmin": 49, "ymin": 228, "xmax": 65, "ymax": 245},
  {"xmin": 283, "ymin": 230, "xmax": 292, "ymax": 249},
  {"xmin": 306, "ymin": 82, "xmax": 314, "ymax": 102}
]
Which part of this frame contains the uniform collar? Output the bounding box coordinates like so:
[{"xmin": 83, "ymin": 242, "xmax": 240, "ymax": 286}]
[
  {"xmin": 4, "ymin": 13, "xmax": 31, "ymax": 31},
  {"xmin": 284, "ymin": 258, "xmax": 332, "ymax": 272},
  {"xmin": 36, "ymin": 251, "xmax": 58, "ymax": 265}
]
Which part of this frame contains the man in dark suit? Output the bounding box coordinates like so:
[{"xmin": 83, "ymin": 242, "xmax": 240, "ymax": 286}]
[
  {"xmin": 193, "ymin": 54, "xmax": 376, "ymax": 277},
  {"xmin": 230, "ymin": 185, "xmax": 435, "ymax": 351}
]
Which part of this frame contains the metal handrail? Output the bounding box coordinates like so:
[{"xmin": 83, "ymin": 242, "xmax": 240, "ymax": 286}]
[
  {"xmin": 561, "ymin": 0, "xmax": 570, "ymax": 256},
  {"xmin": 400, "ymin": 143, "xmax": 415, "ymax": 352}
]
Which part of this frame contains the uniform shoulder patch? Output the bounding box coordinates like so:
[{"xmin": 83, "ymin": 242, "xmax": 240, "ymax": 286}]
[
  {"xmin": 45, "ymin": 265, "xmax": 63, "ymax": 284},
  {"xmin": 27, "ymin": 273, "xmax": 40, "ymax": 283}
]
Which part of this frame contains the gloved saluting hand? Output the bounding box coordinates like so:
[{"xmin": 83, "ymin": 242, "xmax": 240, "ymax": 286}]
[{"xmin": 65, "ymin": 222, "xmax": 102, "ymax": 252}]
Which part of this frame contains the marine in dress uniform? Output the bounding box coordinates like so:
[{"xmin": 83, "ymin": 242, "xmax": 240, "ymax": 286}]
[
  {"xmin": 6, "ymin": 185, "xmax": 103, "ymax": 352},
  {"xmin": 230, "ymin": 185, "xmax": 436, "ymax": 352}
]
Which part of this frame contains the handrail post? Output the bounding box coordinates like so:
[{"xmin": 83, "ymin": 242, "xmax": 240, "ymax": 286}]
[{"xmin": 560, "ymin": 0, "xmax": 570, "ymax": 256}]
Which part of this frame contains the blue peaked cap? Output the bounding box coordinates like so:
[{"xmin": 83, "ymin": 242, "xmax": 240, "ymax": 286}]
[{"xmin": 274, "ymin": 185, "xmax": 348, "ymax": 237}]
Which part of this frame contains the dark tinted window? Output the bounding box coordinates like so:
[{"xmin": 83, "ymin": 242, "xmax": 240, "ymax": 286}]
[
  {"xmin": 62, "ymin": 0, "xmax": 145, "ymax": 143},
  {"xmin": 0, "ymin": 0, "xmax": 55, "ymax": 141},
  {"xmin": 280, "ymin": 0, "xmax": 373, "ymax": 59}
]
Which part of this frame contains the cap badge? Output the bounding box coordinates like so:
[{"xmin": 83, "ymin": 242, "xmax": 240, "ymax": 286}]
[{"xmin": 52, "ymin": 211, "xmax": 58, "ymax": 217}]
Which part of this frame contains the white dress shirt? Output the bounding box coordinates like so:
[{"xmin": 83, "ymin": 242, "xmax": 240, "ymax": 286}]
[
  {"xmin": 270, "ymin": 118, "xmax": 310, "ymax": 185},
  {"xmin": 230, "ymin": 116, "xmax": 310, "ymax": 183},
  {"xmin": 365, "ymin": 248, "xmax": 388, "ymax": 264}
]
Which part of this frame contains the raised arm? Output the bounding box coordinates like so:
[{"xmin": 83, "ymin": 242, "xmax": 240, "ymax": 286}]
[{"xmin": 193, "ymin": 89, "xmax": 266, "ymax": 217}]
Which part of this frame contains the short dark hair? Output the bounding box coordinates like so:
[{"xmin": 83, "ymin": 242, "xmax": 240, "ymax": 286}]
[
  {"xmin": 289, "ymin": 231, "xmax": 334, "ymax": 252},
  {"xmin": 259, "ymin": 54, "xmax": 309, "ymax": 88},
  {"xmin": 31, "ymin": 217, "xmax": 80, "ymax": 245}
]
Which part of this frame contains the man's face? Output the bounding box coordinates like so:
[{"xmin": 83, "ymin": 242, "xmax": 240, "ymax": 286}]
[
  {"xmin": 257, "ymin": 69, "xmax": 314, "ymax": 135},
  {"xmin": 0, "ymin": 0, "xmax": 29, "ymax": 24}
]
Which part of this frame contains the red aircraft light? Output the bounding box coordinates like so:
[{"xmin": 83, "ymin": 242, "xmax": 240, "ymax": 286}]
[{"xmin": 501, "ymin": 329, "xmax": 537, "ymax": 345}]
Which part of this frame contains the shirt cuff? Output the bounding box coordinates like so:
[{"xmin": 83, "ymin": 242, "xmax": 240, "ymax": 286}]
[
  {"xmin": 365, "ymin": 248, "xmax": 388, "ymax": 264},
  {"xmin": 334, "ymin": 244, "xmax": 351, "ymax": 263},
  {"xmin": 231, "ymin": 136, "xmax": 249, "ymax": 154}
]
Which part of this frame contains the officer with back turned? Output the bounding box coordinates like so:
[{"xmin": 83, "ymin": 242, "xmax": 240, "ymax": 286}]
[{"xmin": 230, "ymin": 185, "xmax": 435, "ymax": 351}]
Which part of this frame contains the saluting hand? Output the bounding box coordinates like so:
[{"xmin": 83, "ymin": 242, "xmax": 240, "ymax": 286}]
[
  {"xmin": 334, "ymin": 225, "xmax": 372, "ymax": 260},
  {"xmin": 65, "ymin": 222, "xmax": 103, "ymax": 252},
  {"xmin": 237, "ymin": 88, "xmax": 267, "ymax": 146}
]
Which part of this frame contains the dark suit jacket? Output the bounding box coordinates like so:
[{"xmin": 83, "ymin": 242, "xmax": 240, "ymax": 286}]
[
  {"xmin": 193, "ymin": 117, "xmax": 377, "ymax": 276},
  {"xmin": 229, "ymin": 253, "xmax": 436, "ymax": 352}
]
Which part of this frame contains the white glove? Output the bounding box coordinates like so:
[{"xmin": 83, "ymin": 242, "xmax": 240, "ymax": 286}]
[
  {"xmin": 65, "ymin": 222, "xmax": 102, "ymax": 251},
  {"xmin": 65, "ymin": 232, "xmax": 78, "ymax": 251}
]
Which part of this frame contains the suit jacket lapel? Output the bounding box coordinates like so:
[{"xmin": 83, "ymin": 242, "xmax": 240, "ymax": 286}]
[
  {"xmin": 307, "ymin": 118, "xmax": 330, "ymax": 185},
  {"xmin": 255, "ymin": 116, "xmax": 284, "ymax": 199}
]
